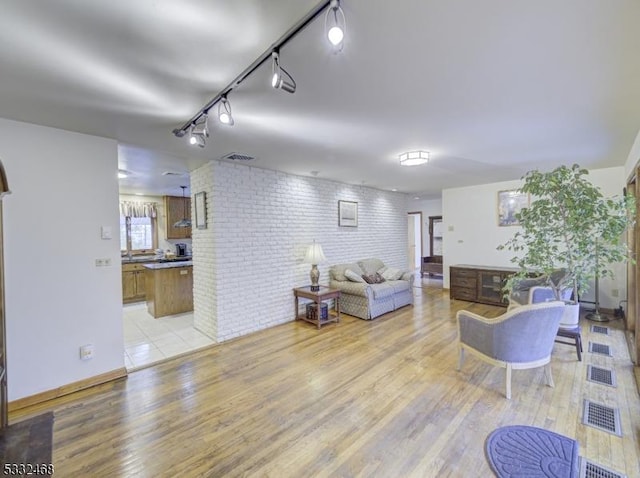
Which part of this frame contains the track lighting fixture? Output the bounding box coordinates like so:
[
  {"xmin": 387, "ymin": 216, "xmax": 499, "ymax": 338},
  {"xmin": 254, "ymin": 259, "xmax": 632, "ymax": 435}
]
[
  {"xmin": 271, "ymin": 51, "xmax": 296, "ymax": 94},
  {"xmin": 325, "ymin": 0, "xmax": 346, "ymax": 49},
  {"xmin": 218, "ymin": 96, "xmax": 234, "ymax": 125},
  {"xmin": 173, "ymin": 0, "xmax": 340, "ymax": 138},
  {"xmin": 189, "ymin": 114, "xmax": 209, "ymax": 148}
]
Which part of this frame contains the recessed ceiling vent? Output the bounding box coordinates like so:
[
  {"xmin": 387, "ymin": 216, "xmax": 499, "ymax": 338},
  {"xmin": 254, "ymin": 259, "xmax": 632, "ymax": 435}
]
[
  {"xmin": 221, "ymin": 152, "xmax": 256, "ymax": 162},
  {"xmin": 162, "ymin": 171, "xmax": 185, "ymax": 176}
]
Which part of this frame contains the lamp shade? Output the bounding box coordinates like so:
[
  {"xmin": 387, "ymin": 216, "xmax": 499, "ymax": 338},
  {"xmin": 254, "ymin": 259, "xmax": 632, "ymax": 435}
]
[{"xmin": 304, "ymin": 243, "xmax": 326, "ymax": 264}]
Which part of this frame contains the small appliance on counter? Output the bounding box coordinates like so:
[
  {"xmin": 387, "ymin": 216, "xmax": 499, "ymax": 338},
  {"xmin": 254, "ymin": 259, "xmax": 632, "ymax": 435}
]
[{"xmin": 176, "ymin": 243, "xmax": 187, "ymax": 257}]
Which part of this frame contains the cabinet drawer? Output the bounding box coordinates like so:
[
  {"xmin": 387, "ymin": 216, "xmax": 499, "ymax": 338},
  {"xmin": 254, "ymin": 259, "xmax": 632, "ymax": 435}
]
[
  {"xmin": 450, "ymin": 268, "xmax": 477, "ymax": 278},
  {"xmin": 451, "ymin": 276, "xmax": 476, "ymax": 288},
  {"xmin": 452, "ymin": 287, "xmax": 476, "ymax": 301},
  {"xmin": 122, "ymin": 263, "xmax": 148, "ymax": 272}
]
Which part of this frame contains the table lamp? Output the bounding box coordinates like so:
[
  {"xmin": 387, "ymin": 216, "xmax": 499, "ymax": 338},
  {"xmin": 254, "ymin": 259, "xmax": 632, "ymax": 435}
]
[{"xmin": 304, "ymin": 241, "xmax": 326, "ymax": 291}]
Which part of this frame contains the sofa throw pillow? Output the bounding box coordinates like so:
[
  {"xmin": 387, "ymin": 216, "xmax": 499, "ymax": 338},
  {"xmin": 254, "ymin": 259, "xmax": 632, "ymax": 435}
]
[
  {"xmin": 345, "ymin": 269, "xmax": 366, "ymax": 283},
  {"xmin": 381, "ymin": 267, "xmax": 404, "ymax": 281},
  {"xmin": 362, "ymin": 272, "xmax": 386, "ymax": 284}
]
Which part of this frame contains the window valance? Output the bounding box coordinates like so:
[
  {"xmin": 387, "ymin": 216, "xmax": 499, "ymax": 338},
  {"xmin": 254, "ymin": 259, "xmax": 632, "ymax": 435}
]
[{"xmin": 120, "ymin": 201, "xmax": 158, "ymax": 218}]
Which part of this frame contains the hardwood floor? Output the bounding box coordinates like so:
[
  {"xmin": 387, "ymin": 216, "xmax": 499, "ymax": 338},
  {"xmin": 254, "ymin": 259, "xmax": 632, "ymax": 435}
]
[{"xmin": 11, "ymin": 284, "xmax": 640, "ymax": 477}]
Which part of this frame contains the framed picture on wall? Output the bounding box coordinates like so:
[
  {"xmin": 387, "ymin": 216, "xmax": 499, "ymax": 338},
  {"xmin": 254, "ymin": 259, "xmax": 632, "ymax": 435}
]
[
  {"xmin": 497, "ymin": 189, "xmax": 529, "ymax": 226},
  {"xmin": 338, "ymin": 200, "xmax": 358, "ymax": 227},
  {"xmin": 194, "ymin": 191, "xmax": 207, "ymax": 229}
]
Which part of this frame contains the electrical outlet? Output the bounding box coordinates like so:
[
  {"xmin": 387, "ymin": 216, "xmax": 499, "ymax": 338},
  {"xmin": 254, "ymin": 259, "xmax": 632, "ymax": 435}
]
[
  {"xmin": 95, "ymin": 259, "xmax": 104, "ymax": 267},
  {"xmin": 80, "ymin": 344, "xmax": 94, "ymax": 360}
]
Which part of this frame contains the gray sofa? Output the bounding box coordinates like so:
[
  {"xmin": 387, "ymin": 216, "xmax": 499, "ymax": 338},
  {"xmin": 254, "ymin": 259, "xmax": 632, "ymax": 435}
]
[{"xmin": 329, "ymin": 258, "xmax": 414, "ymax": 320}]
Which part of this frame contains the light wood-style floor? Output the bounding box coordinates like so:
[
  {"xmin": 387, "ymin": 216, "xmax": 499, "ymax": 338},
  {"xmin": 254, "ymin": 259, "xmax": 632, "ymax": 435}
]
[{"xmin": 12, "ymin": 283, "xmax": 640, "ymax": 477}]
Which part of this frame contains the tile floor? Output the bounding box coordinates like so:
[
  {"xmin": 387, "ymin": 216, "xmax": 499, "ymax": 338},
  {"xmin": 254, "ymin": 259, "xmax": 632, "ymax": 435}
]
[{"xmin": 123, "ymin": 303, "xmax": 214, "ymax": 370}]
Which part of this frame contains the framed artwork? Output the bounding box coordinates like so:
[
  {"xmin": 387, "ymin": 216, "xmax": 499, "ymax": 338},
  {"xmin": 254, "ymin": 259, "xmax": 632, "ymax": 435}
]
[
  {"xmin": 194, "ymin": 191, "xmax": 207, "ymax": 229},
  {"xmin": 338, "ymin": 200, "xmax": 358, "ymax": 227},
  {"xmin": 497, "ymin": 190, "xmax": 529, "ymax": 226}
]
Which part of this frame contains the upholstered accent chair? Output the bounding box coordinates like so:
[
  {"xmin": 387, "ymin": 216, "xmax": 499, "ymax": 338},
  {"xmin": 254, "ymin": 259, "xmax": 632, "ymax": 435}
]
[
  {"xmin": 508, "ymin": 277, "xmax": 582, "ymax": 361},
  {"xmin": 456, "ymin": 301, "xmax": 566, "ymax": 399}
]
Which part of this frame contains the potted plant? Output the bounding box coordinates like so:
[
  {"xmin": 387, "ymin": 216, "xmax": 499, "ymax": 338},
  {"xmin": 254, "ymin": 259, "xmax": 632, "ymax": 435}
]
[{"xmin": 499, "ymin": 164, "xmax": 635, "ymax": 322}]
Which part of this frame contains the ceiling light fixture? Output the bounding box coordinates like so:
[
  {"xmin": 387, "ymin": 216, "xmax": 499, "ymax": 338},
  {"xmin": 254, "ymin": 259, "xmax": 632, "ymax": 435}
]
[
  {"xmin": 271, "ymin": 50, "xmax": 296, "ymax": 94},
  {"xmin": 118, "ymin": 170, "xmax": 128, "ymax": 179},
  {"xmin": 189, "ymin": 114, "xmax": 209, "ymax": 148},
  {"xmin": 172, "ymin": 0, "xmax": 341, "ymax": 139},
  {"xmin": 399, "ymin": 150, "xmax": 430, "ymax": 166},
  {"xmin": 325, "ymin": 0, "xmax": 346, "ymax": 49},
  {"xmin": 218, "ymin": 96, "xmax": 234, "ymax": 125}
]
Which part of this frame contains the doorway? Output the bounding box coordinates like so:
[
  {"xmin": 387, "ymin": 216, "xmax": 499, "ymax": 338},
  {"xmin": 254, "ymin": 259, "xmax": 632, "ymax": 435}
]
[
  {"xmin": 407, "ymin": 212, "xmax": 423, "ymax": 271},
  {"xmin": 626, "ymin": 171, "xmax": 639, "ymax": 364}
]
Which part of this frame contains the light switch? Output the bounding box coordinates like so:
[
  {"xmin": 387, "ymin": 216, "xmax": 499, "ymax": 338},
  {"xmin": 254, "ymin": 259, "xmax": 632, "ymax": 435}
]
[{"xmin": 101, "ymin": 226, "xmax": 112, "ymax": 239}]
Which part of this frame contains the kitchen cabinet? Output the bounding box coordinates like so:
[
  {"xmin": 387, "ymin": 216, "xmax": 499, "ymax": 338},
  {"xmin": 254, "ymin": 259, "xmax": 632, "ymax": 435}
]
[
  {"xmin": 122, "ymin": 263, "xmax": 148, "ymax": 303},
  {"xmin": 164, "ymin": 195, "xmax": 191, "ymax": 240},
  {"xmin": 450, "ymin": 265, "xmax": 519, "ymax": 306}
]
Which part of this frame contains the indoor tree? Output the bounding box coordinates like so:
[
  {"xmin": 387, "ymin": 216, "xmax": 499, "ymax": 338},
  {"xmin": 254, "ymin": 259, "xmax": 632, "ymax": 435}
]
[{"xmin": 498, "ymin": 164, "xmax": 635, "ymax": 302}]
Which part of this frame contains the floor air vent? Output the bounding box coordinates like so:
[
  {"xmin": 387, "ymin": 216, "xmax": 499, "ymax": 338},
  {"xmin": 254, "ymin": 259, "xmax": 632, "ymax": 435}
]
[
  {"xmin": 590, "ymin": 325, "xmax": 610, "ymax": 335},
  {"xmin": 580, "ymin": 459, "xmax": 627, "ymax": 478},
  {"xmin": 589, "ymin": 342, "xmax": 612, "ymax": 356},
  {"xmin": 586, "ymin": 365, "xmax": 616, "ymax": 387},
  {"xmin": 582, "ymin": 400, "xmax": 622, "ymax": 436}
]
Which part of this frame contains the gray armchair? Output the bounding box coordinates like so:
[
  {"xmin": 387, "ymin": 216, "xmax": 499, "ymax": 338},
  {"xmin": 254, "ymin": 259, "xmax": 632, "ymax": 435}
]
[
  {"xmin": 456, "ymin": 301, "xmax": 566, "ymax": 399},
  {"xmin": 508, "ymin": 278, "xmax": 582, "ymax": 361}
]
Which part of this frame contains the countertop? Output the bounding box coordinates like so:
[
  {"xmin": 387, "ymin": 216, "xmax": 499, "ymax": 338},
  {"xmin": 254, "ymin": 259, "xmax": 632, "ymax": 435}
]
[
  {"xmin": 122, "ymin": 256, "xmax": 192, "ymax": 264},
  {"xmin": 143, "ymin": 261, "xmax": 193, "ymax": 270}
]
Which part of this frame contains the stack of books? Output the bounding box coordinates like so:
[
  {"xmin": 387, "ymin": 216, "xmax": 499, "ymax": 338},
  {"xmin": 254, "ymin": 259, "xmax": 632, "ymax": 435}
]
[{"xmin": 306, "ymin": 303, "xmax": 328, "ymax": 321}]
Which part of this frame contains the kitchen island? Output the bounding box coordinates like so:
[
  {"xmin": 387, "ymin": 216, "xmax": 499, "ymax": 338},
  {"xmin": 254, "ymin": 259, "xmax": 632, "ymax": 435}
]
[{"xmin": 143, "ymin": 261, "xmax": 193, "ymax": 318}]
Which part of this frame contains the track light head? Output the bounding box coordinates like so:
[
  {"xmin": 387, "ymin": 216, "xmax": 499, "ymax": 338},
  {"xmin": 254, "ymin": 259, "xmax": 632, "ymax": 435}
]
[
  {"xmin": 271, "ymin": 51, "xmax": 296, "ymax": 94},
  {"xmin": 325, "ymin": 0, "xmax": 346, "ymax": 49},
  {"xmin": 189, "ymin": 130, "xmax": 206, "ymax": 148},
  {"xmin": 189, "ymin": 114, "xmax": 209, "ymax": 148},
  {"xmin": 218, "ymin": 97, "xmax": 234, "ymax": 125}
]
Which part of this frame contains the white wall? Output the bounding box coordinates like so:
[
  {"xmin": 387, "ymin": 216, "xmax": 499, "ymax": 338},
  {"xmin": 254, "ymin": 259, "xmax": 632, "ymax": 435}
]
[
  {"xmin": 0, "ymin": 118, "xmax": 124, "ymax": 401},
  {"xmin": 192, "ymin": 161, "xmax": 409, "ymax": 342},
  {"xmin": 442, "ymin": 167, "xmax": 627, "ymax": 309},
  {"xmin": 411, "ymin": 198, "xmax": 443, "ymax": 256},
  {"xmin": 119, "ymin": 194, "xmax": 192, "ymax": 254}
]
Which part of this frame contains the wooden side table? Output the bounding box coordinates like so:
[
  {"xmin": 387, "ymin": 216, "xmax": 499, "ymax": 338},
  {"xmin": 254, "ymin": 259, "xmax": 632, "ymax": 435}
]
[{"xmin": 293, "ymin": 286, "xmax": 341, "ymax": 329}]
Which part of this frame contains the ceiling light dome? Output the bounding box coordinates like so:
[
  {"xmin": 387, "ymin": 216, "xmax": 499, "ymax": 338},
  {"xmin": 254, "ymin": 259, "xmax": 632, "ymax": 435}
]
[{"xmin": 399, "ymin": 150, "xmax": 430, "ymax": 166}]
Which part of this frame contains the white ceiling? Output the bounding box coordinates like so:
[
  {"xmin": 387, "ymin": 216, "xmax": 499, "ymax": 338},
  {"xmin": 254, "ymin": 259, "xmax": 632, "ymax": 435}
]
[{"xmin": 1, "ymin": 0, "xmax": 639, "ymax": 198}]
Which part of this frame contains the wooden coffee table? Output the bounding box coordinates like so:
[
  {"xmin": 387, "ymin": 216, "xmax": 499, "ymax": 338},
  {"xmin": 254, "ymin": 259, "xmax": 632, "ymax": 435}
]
[{"xmin": 293, "ymin": 286, "xmax": 341, "ymax": 329}]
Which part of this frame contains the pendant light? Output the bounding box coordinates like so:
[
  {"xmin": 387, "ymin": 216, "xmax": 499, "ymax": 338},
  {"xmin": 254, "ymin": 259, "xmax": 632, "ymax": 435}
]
[{"xmin": 173, "ymin": 186, "xmax": 192, "ymax": 228}]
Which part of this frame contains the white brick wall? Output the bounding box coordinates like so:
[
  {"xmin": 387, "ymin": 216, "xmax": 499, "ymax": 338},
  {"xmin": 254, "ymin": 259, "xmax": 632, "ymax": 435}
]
[
  {"xmin": 193, "ymin": 160, "xmax": 409, "ymax": 342},
  {"xmin": 191, "ymin": 161, "xmax": 217, "ymax": 339}
]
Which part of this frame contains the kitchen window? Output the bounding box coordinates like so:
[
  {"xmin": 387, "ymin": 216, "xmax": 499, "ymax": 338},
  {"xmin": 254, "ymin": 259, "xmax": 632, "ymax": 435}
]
[
  {"xmin": 119, "ymin": 200, "xmax": 159, "ymax": 255},
  {"xmin": 120, "ymin": 216, "xmax": 158, "ymax": 254}
]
